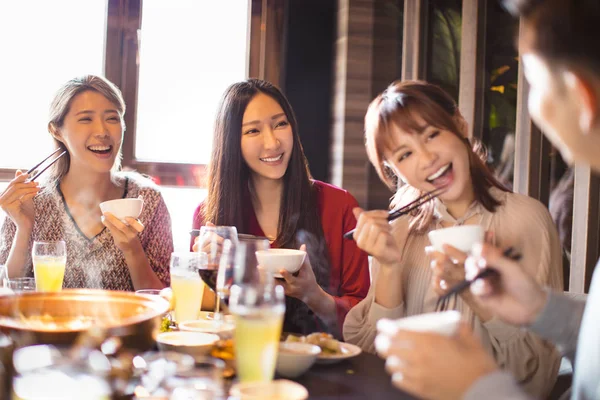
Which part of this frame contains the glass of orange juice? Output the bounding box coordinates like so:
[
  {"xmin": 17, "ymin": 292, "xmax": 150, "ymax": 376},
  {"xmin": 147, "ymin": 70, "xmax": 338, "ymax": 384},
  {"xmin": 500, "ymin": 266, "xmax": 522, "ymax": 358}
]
[
  {"xmin": 170, "ymin": 252, "xmax": 206, "ymax": 324},
  {"xmin": 229, "ymin": 283, "xmax": 285, "ymax": 383},
  {"xmin": 32, "ymin": 241, "xmax": 67, "ymax": 292}
]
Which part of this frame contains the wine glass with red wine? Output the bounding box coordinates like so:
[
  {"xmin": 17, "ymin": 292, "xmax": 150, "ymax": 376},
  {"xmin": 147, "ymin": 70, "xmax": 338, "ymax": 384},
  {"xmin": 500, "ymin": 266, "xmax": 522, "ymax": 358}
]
[{"xmin": 196, "ymin": 226, "xmax": 238, "ymax": 316}]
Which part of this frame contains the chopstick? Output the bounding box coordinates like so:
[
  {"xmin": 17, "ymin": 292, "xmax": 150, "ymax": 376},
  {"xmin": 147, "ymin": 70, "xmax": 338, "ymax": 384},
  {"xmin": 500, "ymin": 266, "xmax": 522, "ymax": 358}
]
[
  {"xmin": 26, "ymin": 148, "xmax": 61, "ymax": 175},
  {"xmin": 343, "ymin": 187, "xmax": 446, "ymax": 240},
  {"xmin": 435, "ymin": 247, "xmax": 522, "ymax": 310},
  {"xmin": 25, "ymin": 150, "xmax": 67, "ymax": 183}
]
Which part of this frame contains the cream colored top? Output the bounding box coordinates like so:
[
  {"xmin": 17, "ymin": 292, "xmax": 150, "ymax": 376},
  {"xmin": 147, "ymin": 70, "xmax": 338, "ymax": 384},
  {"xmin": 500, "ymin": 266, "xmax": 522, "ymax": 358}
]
[{"xmin": 343, "ymin": 189, "xmax": 563, "ymax": 398}]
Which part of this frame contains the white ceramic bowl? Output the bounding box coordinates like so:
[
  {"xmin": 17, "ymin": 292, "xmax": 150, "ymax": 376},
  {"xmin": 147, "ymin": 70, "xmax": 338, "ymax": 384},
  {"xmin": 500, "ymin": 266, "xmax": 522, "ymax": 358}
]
[
  {"xmin": 230, "ymin": 379, "xmax": 309, "ymax": 400},
  {"xmin": 99, "ymin": 198, "xmax": 143, "ymax": 220},
  {"xmin": 275, "ymin": 342, "xmax": 321, "ymax": 378},
  {"xmin": 427, "ymin": 225, "xmax": 484, "ymax": 254},
  {"xmin": 255, "ymin": 249, "xmax": 306, "ymax": 278},
  {"xmin": 156, "ymin": 331, "xmax": 219, "ymax": 359},
  {"xmin": 178, "ymin": 319, "xmax": 235, "ymax": 339},
  {"xmin": 377, "ymin": 310, "xmax": 462, "ymax": 337}
]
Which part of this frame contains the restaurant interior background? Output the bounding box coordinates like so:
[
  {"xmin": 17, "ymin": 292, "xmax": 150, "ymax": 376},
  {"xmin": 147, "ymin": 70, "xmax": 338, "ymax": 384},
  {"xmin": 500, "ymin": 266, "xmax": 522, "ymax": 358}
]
[{"xmin": 0, "ymin": 0, "xmax": 597, "ymax": 293}]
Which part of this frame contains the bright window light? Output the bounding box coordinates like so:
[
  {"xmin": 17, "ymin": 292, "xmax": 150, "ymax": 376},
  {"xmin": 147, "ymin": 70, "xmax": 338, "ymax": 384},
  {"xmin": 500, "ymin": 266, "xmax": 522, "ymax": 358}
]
[
  {"xmin": 135, "ymin": 0, "xmax": 249, "ymax": 165},
  {"xmin": 0, "ymin": 1, "xmax": 107, "ymax": 170}
]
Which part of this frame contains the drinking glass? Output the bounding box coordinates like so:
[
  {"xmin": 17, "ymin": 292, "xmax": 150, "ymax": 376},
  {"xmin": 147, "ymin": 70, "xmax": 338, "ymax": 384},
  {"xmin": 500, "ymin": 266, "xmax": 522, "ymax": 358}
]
[
  {"xmin": 0, "ymin": 265, "xmax": 8, "ymax": 288},
  {"xmin": 164, "ymin": 357, "xmax": 225, "ymax": 399},
  {"xmin": 229, "ymin": 283, "xmax": 285, "ymax": 383},
  {"xmin": 32, "ymin": 241, "xmax": 66, "ymax": 292},
  {"xmin": 6, "ymin": 277, "xmax": 36, "ymax": 292},
  {"xmin": 216, "ymin": 237, "xmax": 271, "ymax": 314},
  {"xmin": 195, "ymin": 226, "xmax": 238, "ymax": 316},
  {"xmin": 170, "ymin": 252, "xmax": 206, "ymax": 323}
]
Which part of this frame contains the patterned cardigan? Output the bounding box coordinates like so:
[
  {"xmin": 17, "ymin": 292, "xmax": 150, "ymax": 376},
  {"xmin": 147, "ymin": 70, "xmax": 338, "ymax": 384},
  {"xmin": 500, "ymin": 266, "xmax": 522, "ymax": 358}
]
[{"xmin": 0, "ymin": 173, "xmax": 172, "ymax": 291}]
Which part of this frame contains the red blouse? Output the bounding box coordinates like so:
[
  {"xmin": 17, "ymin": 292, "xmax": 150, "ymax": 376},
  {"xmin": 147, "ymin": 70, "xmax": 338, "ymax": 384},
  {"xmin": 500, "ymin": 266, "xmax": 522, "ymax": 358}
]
[{"xmin": 191, "ymin": 180, "xmax": 370, "ymax": 329}]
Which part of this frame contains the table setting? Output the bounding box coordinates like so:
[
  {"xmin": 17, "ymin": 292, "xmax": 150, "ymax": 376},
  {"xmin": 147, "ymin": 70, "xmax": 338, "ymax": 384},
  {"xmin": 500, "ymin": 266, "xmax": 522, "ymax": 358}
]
[{"xmin": 0, "ymin": 220, "xmax": 423, "ymax": 399}]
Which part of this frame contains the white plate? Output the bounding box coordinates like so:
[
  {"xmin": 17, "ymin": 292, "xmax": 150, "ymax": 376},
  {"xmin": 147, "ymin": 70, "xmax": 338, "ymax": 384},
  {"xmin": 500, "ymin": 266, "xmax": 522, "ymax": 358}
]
[{"xmin": 315, "ymin": 342, "xmax": 362, "ymax": 364}]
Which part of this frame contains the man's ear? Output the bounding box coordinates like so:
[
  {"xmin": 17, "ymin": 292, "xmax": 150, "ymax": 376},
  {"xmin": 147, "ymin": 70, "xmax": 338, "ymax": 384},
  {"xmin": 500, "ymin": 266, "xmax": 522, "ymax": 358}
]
[{"xmin": 564, "ymin": 70, "xmax": 599, "ymax": 135}]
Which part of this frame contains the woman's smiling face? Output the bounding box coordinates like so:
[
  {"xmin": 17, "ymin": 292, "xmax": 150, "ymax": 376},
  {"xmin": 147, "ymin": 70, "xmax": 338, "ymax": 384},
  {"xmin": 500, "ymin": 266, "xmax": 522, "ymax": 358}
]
[
  {"xmin": 240, "ymin": 93, "xmax": 294, "ymax": 183},
  {"xmin": 383, "ymin": 115, "xmax": 474, "ymax": 205}
]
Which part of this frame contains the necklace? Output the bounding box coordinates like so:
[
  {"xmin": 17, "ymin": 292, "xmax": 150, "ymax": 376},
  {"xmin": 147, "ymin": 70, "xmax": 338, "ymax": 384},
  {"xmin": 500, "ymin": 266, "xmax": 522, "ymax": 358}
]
[{"xmin": 434, "ymin": 198, "xmax": 482, "ymax": 227}]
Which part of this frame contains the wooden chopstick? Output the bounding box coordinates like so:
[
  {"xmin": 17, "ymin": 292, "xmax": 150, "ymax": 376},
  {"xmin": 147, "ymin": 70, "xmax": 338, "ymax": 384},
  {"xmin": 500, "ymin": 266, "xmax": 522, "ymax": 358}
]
[
  {"xmin": 25, "ymin": 151, "xmax": 67, "ymax": 183},
  {"xmin": 343, "ymin": 187, "xmax": 446, "ymax": 240}
]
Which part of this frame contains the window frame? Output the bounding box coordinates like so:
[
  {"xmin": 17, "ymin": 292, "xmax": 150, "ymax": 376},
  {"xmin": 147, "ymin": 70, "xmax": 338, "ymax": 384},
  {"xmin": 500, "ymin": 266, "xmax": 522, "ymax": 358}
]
[{"xmin": 0, "ymin": 0, "xmax": 285, "ymax": 187}]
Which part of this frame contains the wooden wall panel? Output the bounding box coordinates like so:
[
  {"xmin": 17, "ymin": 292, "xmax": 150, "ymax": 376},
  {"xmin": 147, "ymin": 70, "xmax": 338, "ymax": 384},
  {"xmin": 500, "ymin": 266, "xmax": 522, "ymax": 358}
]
[
  {"xmin": 514, "ymin": 67, "xmax": 551, "ymax": 204},
  {"xmin": 401, "ymin": 0, "xmax": 427, "ymax": 81},
  {"xmin": 248, "ymin": 0, "xmax": 285, "ymax": 86},
  {"xmin": 458, "ymin": 0, "xmax": 486, "ymax": 140},
  {"xmin": 570, "ymin": 166, "xmax": 600, "ymax": 293},
  {"xmin": 330, "ymin": 0, "xmax": 375, "ymax": 206}
]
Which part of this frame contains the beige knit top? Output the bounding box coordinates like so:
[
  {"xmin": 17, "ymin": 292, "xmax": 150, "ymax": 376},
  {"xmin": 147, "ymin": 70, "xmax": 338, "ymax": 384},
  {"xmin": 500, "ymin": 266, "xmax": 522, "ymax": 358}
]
[{"xmin": 343, "ymin": 188, "xmax": 563, "ymax": 398}]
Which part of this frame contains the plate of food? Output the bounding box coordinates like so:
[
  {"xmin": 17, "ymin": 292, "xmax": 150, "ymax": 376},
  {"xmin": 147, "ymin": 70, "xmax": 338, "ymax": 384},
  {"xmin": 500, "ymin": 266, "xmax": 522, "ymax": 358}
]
[{"xmin": 284, "ymin": 332, "xmax": 362, "ymax": 364}]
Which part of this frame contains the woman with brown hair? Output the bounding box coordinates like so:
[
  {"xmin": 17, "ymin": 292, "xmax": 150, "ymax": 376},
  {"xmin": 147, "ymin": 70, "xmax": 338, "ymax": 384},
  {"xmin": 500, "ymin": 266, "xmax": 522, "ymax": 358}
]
[
  {"xmin": 0, "ymin": 75, "xmax": 172, "ymax": 291},
  {"xmin": 343, "ymin": 80, "xmax": 563, "ymax": 397},
  {"xmin": 191, "ymin": 79, "xmax": 369, "ymax": 336}
]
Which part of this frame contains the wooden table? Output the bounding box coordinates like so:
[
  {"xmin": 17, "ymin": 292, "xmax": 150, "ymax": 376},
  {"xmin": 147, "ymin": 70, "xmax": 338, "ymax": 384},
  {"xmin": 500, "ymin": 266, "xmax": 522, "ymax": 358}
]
[{"xmin": 286, "ymin": 352, "xmax": 418, "ymax": 400}]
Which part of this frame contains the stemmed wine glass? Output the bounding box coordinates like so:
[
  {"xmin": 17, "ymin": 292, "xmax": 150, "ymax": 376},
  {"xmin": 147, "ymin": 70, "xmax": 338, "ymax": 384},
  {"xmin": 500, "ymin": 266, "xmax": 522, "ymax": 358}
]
[{"xmin": 195, "ymin": 226, "xmax": 238, "ymax": 317}]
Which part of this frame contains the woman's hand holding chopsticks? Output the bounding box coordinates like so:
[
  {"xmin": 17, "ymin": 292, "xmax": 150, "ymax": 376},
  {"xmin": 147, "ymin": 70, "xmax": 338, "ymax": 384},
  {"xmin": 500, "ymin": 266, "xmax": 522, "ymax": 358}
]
[
  {"xmin": 0, "ymin": 170, "xmax": 40, "ymax": 231},
  {"xmin": 352, "ymin": 207, "xmax": 402, "ymax": 266}
]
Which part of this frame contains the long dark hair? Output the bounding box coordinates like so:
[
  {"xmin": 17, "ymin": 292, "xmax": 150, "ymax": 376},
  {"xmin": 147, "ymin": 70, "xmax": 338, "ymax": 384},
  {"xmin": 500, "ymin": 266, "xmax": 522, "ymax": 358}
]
[
  {"xmin": 503, "ymin": 0, "xmax": 600, "ymax": 73},
  {"xmin": 365, "ymin": 80, "xmax": 509, "ymax": 233},
  {"xmin": 202, "ymin": 79, "xmax": 333, "ymax": 333}
]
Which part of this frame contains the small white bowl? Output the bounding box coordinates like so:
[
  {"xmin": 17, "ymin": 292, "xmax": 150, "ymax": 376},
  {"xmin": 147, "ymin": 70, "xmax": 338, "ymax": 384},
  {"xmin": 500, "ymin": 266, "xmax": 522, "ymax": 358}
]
[
  {"xmin": 230, "ymin": 379, "xmax": 309, "ymax": 400},
  {"xmin": 427, "ymin": 225, "xmax": 484, "ymax": 254},
  {"xmin": 178, "ymin": 319, "xmax": 235, "ymax": 339},
  {"xmin": 377, "ymin": 310, "xmax": 462, "ymax": 337},
  {"xmin": 156, "ymin": 331, "xmax": 219, "ymax": 359},
  {"xmin": 275, "ymin": 342, "xmax": 321, "ymax": 378},
  {"xmin": 255, "ymin": 249, "xmax": 306, "ymax": 278},
  {"xmin": 99, "ymin": 198, "xmax": 143, "ymax": 220}
]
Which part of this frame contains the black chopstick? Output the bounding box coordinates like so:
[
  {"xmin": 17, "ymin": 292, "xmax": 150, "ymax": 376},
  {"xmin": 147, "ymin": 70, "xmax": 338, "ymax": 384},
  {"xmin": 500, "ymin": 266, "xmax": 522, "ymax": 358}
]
[
  {"xmin": 25, "ymin": 150, "xmax": 67, "ymax": 183},
  {"xmin": 26, "ymin": 148, "xmax": 61, "ymax": 175},
  {"xmin": 435, "ymin": 247, "xmax": 522, "ymax": 309},
  {"xmin": 343, "ymin": 187, "xmax": 446, "ymax": 240}
]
